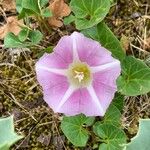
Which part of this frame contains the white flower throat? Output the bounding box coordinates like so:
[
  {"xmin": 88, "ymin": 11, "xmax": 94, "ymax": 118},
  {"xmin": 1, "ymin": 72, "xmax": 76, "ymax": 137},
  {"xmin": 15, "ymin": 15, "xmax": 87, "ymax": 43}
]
[{"xmin": 67, "ymin": 61, "xmax": 92, "ymax": 88}]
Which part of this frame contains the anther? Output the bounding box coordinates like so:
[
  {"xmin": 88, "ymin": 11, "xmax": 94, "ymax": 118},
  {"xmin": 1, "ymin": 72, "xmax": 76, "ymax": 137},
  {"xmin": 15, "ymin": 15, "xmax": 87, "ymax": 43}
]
[{"xmin": 74, "ymin": 71, "xmax": 84, "ymax": 83}]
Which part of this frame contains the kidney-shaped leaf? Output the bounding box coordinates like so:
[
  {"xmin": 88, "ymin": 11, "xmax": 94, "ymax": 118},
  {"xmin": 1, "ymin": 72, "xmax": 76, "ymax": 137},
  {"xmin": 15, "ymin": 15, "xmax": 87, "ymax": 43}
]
[
  {"xmin": 61, "ymin": 114, "xmax": 95, "ymax": 147},
  {"xmin": 0, "ymin": 116, "xmax": 23, "ymax": 150},
  {"xmin": 4, "ymin": 32, "xmax": 24, "ymax": 48},
  {"xmin": 124, "ymin": 119, "xmax": 150, "ymax": 150},
  {"xmin": 93, "ymin": 123, "xmax": 126, "ymax": 150},
  {"xmin": 70, "ymin": 0, "xmax": 111, "ymax": 30},
  {"xmin": 117, "ymin": 56, "xmax": 150, "ymax": 96}
]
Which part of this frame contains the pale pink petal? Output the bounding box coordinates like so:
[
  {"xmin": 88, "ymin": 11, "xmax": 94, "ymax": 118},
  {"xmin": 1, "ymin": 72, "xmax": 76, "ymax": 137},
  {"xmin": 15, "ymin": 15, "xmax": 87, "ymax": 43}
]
[
  {"xmin": 92, "ymin": 66, "xmax": 121, "ymax": 111},
  {"xmin": 91, "ymin": 59, "xmax": 120, "ymax": 73},
  {"xmin": 58, "ymin": 88, "xmax": 105, "ymax": 116},
  {"xmin": 43, "ymin": 82, "xmax": 69, "ymax": 110},
  {"xmin": 53, "ymin": 35, "xmax": 73, "ymax": 64},
  {"xmin": 71, "ymin": 32, "xmax": 114, "ymax": 66},
  {"xmin": 54, "ymin": 88, "xmax": 80, "ymax": 116},
  {"xmin": 93, "ymin": 64, "xmax": 121, "ymax": 88},
  {"xmin": 35, "ymin": 53, "xmax": 69, "ymax": 90},
  {"xmin": 36, "ymin": 53, "xmax": 69, "ymax": 69},
  {"xmin": 36, "ymin": 68, "xmax": 68, "ymax": 91},
  {"xmin": 92, "ymin": 81, "xmax": 116, "ymax": 112}
]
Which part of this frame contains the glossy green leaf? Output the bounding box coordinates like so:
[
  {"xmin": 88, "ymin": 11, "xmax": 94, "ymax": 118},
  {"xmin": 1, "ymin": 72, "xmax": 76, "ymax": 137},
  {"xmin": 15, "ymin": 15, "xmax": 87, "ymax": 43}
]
[
  {"xmin": 93, "ymin": 123, "xmax": 126, "ymax": 150},
  {"xmin": 82, "ymin": 22, "xmax": 125, "ymax": 61},
  {"xmin": 61, "ymin": 114, "xmax": 94, "ymax": 147},
  {"xmin": 124, "ymin": 119, "xmax": 150, "ymax": 150},
  {"xmin": 28, "ymin": 30, "xmax": 43, "ymax": 44},
  {"xmin": 0, "ymin": 116, "xmax": 23, "ymax": 150},
  {"xmin": 103, "ymin": 104, "xmax": 121, "ymax": 127},
  {"xmin": 112, "ymin": 93, "xmax": 124, "ymax": 111},
  {"xmin": 70, "ymin": 0, "xmax": 111, "ymax": 30},
  {"xmin": 117, "ymin": 56, "xmax": 150, "ymax": 96}
]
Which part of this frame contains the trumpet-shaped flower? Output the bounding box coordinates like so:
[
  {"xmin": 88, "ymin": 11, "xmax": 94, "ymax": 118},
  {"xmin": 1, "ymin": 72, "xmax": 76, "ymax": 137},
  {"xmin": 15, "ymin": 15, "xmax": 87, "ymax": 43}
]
[{"xmin": 35, "ymin": 32, "xmax": 121, "ymax": 116}]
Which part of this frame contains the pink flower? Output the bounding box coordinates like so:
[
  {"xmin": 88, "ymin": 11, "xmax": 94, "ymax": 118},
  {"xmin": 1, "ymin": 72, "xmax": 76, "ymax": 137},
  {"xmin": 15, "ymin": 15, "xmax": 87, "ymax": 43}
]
[{"xmin": 35, "ymin": 32, "xmax": 121, "ymax": 116}]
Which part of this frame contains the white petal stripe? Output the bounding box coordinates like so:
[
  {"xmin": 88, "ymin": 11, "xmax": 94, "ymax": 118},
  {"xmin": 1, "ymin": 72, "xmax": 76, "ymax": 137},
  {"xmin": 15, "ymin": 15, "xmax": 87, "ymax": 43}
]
[
  {"xmin": 56, "ymin": 86, "xmax": 75, "ymax": 111},
  {"xmin": 36, "ymin": 66, "xmax": 67, "ymax": 76},
  {"xmin": 72, "ymin": 32, "xmax": 79, "ymax": 61},
  {"xmin": 87, "ymin": 85, "xmax": 105, "ymax": 116},
  {"xmin": 91, "ymin": 60, "xmax": 120, "ymax": 73}
]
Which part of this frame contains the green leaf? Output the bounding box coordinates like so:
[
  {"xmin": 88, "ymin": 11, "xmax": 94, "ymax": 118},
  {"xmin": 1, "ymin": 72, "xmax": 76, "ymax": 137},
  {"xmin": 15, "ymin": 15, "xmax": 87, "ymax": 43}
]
[
  {"xmin": 40, "ymin": 0, "xmax": 49, "ymax": 7},
  {"xmin": 112, "ymin": 93, "xmax": 124, "ymax": 111},
  {"xmin": 18, "ymin": 8, "xmax": 34, "ymax": 19},
  {"xmin": 18, "ymin": 28, "xmax": 29, "ymax": 42},
  {"xmin": 84, "ymin": 117, "xmax": 95, "ymax": 126},
  {"xmin": 117, "ymin": 56, "xmax": 150, "ymax": 96},
  {"xmin": 41, "ymin": 8, "xmax": 52, "ymax": 17},
  {"xmin": 70, "ymin": 0, "xmax": 111, "ymax": 30},
  {"xmin": 28, "ymin": 30, "xmax": 43, "ymax": 44},
  {"xmin": 93, "ymin": 123, "xmax": 126, "ymax": 150},
  {"xmin": 44, "ymin": 46, "xmax": 54, "ymax": 53},
  {"xmin": 110, "ymin": 0, "xmax": 117, "ymax": 6},
  {"xmin": 0, "ymin": 116, "xmax": 23, "ymax": 150},
  {"xmin": 4, "ymin": 33, "xmax": 24, "ymax": 48},
  {"xmin": 82, "ymin": 22, "xmax": 125, "ymax": 61},
  {"xmin": 22, "ymin": 0, "xmax": 41, "ymax": 14},
  {"xmin": 38, "ymin": 46, "xmax": 54, "ymax": 58},
  {"xmin": 124, "ymin": 119, "xmax": 150, "ymax": 150},
  {"xmin": 64, "ymin": 15, "xmax": 76, "ymax": 25},
  {"xmin": 17, "ymin": 0, "xmax": 50, "ymax": 18},
  {"xmin": 61, "ymin": 114, "xmax": 94, "ymax": 147},
  {"xmin": 16, "ymin": 0, "xmax": 23, "ymax": 13},
  {"xmin": 103, "ymin": 104, "xmax": 121, "ymax": 127}
]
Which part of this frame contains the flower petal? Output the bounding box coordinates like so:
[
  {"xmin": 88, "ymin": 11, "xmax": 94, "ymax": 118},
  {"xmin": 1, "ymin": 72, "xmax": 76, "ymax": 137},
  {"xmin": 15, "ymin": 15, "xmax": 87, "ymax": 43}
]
[
  {"xmin": 56, "ymin": 86, "xmax": 76, "ymax": 111},
  {"xmin": 36, "ymin": 53, "xmax": 70, "ymax": 69},
  {"xmin": 93, "ymin": 63, "xmax": 121, "ymax": 88},
  {"xmin": 91, "ymin": 59, "xmax": 120, "ymax": 73},
  {"xmin": 54, "ymin": 35, "xmax": 74, "ymax": 64},
  {"xmin": 54, "ymin": 32, "xmax": 80, "ymax": 62},
  {"xmin": 92, "ymin": 65, "xmax": 121, "ymax": 111},
  {"xmin": 92, "ymin": 80, "xmax": 116, "ymax": 112},
  {"xmin": 87, "ymin": 85, "xmax": 105, "ymax": 116},
  {"xmin": 71, "ymin": 32, "xmax": 79, "ymax": 61},
  {"xmin": 58, "ymin": 88, "xmax": 106, "ymax": 116},
  {"xmin": 43, "ymin": 81, "xmax": 69, "ymax": 111},
  {"xmin": 35, "ymin": 53, "xmax": 69, "ymax": 90},
  {"xmin": 72, "ymin": 32, "xmax": 115, "ymax": 66}
]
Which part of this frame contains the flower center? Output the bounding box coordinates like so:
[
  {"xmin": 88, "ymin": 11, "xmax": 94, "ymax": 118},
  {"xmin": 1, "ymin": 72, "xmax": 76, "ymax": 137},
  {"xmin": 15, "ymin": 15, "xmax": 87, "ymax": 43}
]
[
  {"xmin": 74, "ymin": 71, "xmax": 84, "ymax": 83},
  {"xmin": 67, "ymin": 61, "xmax": 92, "ymax": 88}
]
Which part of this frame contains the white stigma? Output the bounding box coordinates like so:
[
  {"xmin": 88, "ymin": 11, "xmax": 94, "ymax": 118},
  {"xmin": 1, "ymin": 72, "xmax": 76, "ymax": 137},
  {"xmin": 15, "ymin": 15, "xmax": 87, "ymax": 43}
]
[{"xmin": 74, "ymin": 71, "xmax": 84, "ymax": 83}]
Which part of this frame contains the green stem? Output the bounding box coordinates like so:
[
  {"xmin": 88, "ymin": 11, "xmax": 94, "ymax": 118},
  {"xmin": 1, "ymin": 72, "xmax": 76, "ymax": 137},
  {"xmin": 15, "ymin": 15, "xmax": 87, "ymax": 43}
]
[{"xmin": 41, "ymin": 17, "xmax": 51, "ymax": 34}]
